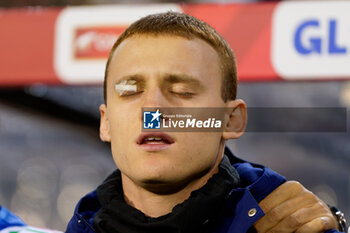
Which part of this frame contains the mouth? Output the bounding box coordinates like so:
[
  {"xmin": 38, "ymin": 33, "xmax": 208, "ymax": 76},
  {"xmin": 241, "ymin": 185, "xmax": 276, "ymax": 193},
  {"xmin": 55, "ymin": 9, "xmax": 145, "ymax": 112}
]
[{"xmin": 136, "ymin": 132, "xmax": 174, "ymax": 152}]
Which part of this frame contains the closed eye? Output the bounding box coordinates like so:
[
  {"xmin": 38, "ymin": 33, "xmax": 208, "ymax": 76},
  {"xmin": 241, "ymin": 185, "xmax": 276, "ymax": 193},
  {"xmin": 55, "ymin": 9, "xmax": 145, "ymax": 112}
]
[{"xmin": 169, "ymin": 90, "xmax": 196, "ymax": 98}]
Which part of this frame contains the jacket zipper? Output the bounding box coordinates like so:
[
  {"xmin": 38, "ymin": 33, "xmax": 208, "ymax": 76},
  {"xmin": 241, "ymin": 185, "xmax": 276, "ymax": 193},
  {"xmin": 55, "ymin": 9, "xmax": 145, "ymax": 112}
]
[{"xmin": 76, "ymin": 213, "xmax": 96, "ymax": 233}]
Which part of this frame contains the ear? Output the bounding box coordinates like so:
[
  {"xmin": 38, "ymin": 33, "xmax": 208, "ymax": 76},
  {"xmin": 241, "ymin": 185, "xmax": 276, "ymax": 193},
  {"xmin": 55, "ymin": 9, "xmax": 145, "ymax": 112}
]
[
  {"xmin": 222, "ymin": 99, "xmax": 247, "ymax": 140},
  {"xmin": 99, "ymin": 104, "xmax": 111, "ymax": 142}
]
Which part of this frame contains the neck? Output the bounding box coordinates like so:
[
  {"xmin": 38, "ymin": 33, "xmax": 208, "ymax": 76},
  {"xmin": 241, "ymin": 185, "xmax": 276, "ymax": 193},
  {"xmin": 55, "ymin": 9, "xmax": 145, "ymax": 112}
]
[{"xmin": 121, "ymin": 142, "xmax": 225, "ymax": 218}]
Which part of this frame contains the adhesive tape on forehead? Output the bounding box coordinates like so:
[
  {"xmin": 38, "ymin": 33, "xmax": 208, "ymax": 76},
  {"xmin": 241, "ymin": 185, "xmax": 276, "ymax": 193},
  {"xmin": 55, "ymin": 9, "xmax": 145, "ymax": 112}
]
[{"xmin": 115, "ymin": 80, "xmax": 137, "ymax": 96}]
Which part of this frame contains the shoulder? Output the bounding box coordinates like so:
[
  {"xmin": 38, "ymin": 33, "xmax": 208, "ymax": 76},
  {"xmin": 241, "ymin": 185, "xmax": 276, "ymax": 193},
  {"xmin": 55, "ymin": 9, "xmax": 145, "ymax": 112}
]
[
  {"xmin": 225, "ymin": 146, "xmax": 286, "ymax": 201},
  {"xmin": 65, "ymin": 190, "xmax": 100, "ymax": 233}
]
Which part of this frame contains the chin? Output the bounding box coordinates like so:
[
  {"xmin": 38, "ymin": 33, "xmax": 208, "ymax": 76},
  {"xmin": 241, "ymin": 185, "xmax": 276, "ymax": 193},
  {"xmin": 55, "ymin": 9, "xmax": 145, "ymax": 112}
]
[
  {"xmin": 138, "ymin": 174, "xmax": 190, "ymax": 194},
  {"xmin": 131, "ymin": 160, "xmax": 186, "ymax": 187},
  {"xmin": 136, "ymin": 164, "xmax": 177, "ymax": 182}
]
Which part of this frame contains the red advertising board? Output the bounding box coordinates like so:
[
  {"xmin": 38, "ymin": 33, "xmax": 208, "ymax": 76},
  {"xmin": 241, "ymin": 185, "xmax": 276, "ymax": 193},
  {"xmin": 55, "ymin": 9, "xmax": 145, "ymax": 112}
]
[
  {"xmin": 0, "ymin": 2, "xmax": 349, "ymax": 86},
  {"xmin": 74, "ymin": 27, "xmax": 126, "ymax": 59},
  {"xmin": 0, "ymin": 7, "xmax": 62, "ymax": 85},
  {"xmin": 182, "ymin": 3, "xmax": 279, "ymax": 81}
]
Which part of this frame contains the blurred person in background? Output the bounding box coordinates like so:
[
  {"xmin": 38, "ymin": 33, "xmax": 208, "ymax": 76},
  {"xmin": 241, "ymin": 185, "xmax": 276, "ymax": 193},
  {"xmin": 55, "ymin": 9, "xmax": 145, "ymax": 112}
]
[{"xmin": 0, "ymin": 11, "xmax": 347, "ymax": 233}]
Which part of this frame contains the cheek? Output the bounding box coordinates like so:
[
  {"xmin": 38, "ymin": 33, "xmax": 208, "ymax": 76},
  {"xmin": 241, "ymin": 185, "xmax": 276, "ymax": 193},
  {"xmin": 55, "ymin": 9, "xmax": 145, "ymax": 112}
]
[
  {"xmin": 108, "ymin": 109, "xmax": 141, "ymax": 167},
  {"xmin": 177, "ymin": 133, "xmax": 222, "ymax": 162},
  {"xmin": 108, "ymin": 108, "xmax": 141, "ymax": 136}
]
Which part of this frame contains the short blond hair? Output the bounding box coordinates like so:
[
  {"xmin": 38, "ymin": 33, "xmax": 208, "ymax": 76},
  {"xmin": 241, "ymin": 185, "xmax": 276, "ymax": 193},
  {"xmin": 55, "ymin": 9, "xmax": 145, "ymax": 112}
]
[{"xmin": 104, "ymin": 11, "xmax": 237, "ymax": 103}]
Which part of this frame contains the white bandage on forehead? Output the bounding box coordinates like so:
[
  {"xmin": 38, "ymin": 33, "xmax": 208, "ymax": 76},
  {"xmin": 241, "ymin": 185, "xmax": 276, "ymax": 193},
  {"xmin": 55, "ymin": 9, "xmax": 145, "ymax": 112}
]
[{"xmin": 115, "ymin": 80, "xmax": 137, "ymax": 96}]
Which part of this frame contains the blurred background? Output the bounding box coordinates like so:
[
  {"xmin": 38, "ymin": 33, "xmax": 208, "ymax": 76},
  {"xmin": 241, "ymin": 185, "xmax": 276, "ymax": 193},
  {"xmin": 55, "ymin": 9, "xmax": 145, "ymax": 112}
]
[
  {"xmin": 1, "ymin": 0, "xmax": 350, "ymax": 231},
  {"xmin": 0, "ymin": 0, "xmax": 276, "ymax": 8}
]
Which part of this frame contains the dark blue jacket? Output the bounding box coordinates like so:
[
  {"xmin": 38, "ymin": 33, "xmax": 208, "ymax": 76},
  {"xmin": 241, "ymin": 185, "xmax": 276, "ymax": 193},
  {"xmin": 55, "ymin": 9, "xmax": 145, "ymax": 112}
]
[{"xmin": 65, "ymin": 148, "xmax": 342, "ymax": 233}]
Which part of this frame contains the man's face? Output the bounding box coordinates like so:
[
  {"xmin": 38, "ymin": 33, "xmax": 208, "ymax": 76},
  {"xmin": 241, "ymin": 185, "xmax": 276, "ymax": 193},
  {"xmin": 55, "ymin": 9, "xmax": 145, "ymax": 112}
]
[{"xmin": 101, "ymin": 35, "xmax": 229, "ymax": 191}]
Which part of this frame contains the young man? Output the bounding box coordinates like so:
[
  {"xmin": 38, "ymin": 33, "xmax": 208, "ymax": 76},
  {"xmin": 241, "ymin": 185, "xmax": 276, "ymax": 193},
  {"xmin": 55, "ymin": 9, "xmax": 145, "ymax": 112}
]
[
  {"xmin": 63, "ymin": 12, "xmax": 344, "ymax": 233},
  {"xmin": 0, "ymin": 11, "xmax": 345, "ymax": 233}
]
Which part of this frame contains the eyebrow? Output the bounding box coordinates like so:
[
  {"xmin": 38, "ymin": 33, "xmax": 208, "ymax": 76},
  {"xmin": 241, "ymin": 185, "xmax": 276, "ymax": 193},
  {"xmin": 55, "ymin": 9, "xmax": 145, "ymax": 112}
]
[
  {"xmin": 163, "ymin": 73, "xmax": 204, "ymax": 88},
  {"xmin": 115, "ymin": 74, "xmax": 144, "ymax": 82},
  {"xmin": 114, "ymin": 73, "xmax": 205, "ymax": 89}
]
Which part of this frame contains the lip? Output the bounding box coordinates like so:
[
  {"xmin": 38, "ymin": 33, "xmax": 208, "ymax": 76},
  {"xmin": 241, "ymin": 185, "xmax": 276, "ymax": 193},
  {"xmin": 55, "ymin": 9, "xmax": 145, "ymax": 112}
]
[{"xmin": 136, "ymin": 132, "xmax": 174, "ymax": 152}]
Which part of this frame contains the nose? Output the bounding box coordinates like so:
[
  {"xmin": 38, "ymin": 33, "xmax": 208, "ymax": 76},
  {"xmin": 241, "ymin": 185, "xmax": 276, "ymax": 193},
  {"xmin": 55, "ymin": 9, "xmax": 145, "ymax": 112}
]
[{"xmin": 142, "ymin": 87, "xmax": 167, "ymax": 108}]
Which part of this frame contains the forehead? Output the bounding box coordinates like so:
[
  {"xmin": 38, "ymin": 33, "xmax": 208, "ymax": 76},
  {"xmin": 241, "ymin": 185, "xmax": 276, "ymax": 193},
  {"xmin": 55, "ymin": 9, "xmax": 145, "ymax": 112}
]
[{"xmin": 107, "ymin": 35, "xmax": 221, "ymax": 83}]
